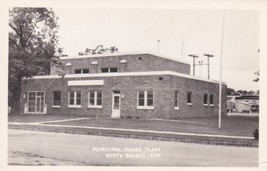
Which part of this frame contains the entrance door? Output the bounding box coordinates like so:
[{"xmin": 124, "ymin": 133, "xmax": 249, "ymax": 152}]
[
  {"xmin": 111, "ymin": 93, "xmax": 121, "ymax": 118},
  {"xmin": 27, "ymin": 91, "xmax": 45, "ymax": 114}
]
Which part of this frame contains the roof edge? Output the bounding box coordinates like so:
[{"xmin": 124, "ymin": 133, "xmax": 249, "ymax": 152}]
[
  {"xmin": 59, "ymin": 51, "xmax": 190, "ymax": 65},
  {"xmin": 24, "ymin": 71, "xmax": 226, "ymax": 85}
]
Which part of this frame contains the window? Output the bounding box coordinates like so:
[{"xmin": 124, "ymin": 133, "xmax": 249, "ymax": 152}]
[
  {"xmin": 110, "ymin": 68, "xmax": 118, "ymax": 72},
  {"xmin": 88, "ymin": 90, "xmax": 102, "ymax": 108},
  {"xmin": 210, "ymin": 94, "xmax": 214, "ymax": 106},
  {"xmin": 101, "ymin": 68, "xmax": 118, "ymax": 73},
  {"xmin": 53, "ymin": 91, "xmax": 61, "ymax": 107},
  {"xmin": 174, "ymin": 91, "xmax": 179, "ymax": 109},
  {"xmin": 137, "ymin": 91, "xmax": 154, "ymax": 109},
  {"xmin": 203, "ymin": 93, "xmax": 208, "ymax": 106},
  {"xmin": 68, "ymin": 91, "xmax": 82, "ymax": 107},
  {"xmin": 75, "ymin": 69, "xmax": 89, "ymax": 74},
  {"xmin": 147, "ymin": 91, "xmax": 153, "ymax": 106},
  {"xmin": 27, "ymin": 91, "xmax": 45, "ymax": 113},
  {"xmin": 187, "ymin": 92, "xmax": 192, "ymax": 105},
  {"xmin": 138, "ymin": 91, "xmax": 145, "ymax": 106},
  {"xmin": 101, "ymin": 68, "xmax": 109, "ymax": 73}
]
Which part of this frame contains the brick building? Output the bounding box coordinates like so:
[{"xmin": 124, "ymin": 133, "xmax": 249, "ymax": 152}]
[{"xmin": 20, "ymin": 52, "xmax": 227, "ymax": 119}]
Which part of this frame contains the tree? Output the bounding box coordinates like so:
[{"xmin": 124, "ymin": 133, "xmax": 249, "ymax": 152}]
[
  {"xmin": 253, "ymin": 70, "xmax": 260, "ymax": 82},
  {"xmin": 227, "ymin": 87, "xmax": 236, "ymax": 95},
  {"xmin": 78, "ymin": 45, "xmax": 119, "ymax": 55},
  {"xmin": 9, "ymin": 8, "xmax": 59, "ymax": 115}
]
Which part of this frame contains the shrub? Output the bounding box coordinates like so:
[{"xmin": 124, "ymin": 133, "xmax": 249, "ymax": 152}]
[{"xmin": 253, "ymin": 129, "xmax": 259, "ymax": 140}]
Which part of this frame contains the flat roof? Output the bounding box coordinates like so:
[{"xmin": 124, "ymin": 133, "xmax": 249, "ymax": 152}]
[
  {"xmin": 59, "ymin": 51, "xmax": 190, "ymax": 65},
  {"xmin": 25, "ymin": 71, "xmax": 226, "ymax": 85},
  {"xmin": 235, "ymin": 96, "xmax": 259, "ymax": 100}
]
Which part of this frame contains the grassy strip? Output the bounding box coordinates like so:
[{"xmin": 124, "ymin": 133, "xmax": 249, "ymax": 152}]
[{"xmin": 8, "ymin": 124, "xmax": 258, "ymax": 148}]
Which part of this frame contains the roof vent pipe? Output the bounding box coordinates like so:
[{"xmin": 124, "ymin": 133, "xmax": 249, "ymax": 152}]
[{"xmin": 157, "ymin": 40, "xmax": 160, "ymax": 53}]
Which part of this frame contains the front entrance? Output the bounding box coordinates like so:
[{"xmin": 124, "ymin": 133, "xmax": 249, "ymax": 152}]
[
  {"xmin": 27, "ymin": 91, "xmax": 46, "ymax": 114},
  {"xmin": 111, "ymin": 92, "xmax": 121, "ymax": 118}
]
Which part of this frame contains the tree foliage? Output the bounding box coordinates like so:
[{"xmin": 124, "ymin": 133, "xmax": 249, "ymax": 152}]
[
  {"xmin": 227, "ymin": 87, "xmax": 259, "ymax": 96},
  {"xmin": 9, "ymin": 8, "xmax": 59, "ymax": 115},
  {"xmin": 78, "ymin": 45, "xmax": 119, "ymax": 56},
  {"xmin": 253, "ymin": 70, "xmax": 260, "ymax": 82}
]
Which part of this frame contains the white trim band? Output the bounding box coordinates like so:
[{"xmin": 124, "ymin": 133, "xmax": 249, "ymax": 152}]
[
  {"xmin": 25, "ymin": 71, "xmax": 226, "ymax": 84},
  {"xmin": 68, "ymin": 80, "xmax": 104, "ymax": 86}
]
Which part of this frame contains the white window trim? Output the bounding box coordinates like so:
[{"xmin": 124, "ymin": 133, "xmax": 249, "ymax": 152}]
[
  {"xmin": 88, "ymin": 91, "xmax": 103, "ymax": 108},
  {"xmin": 68, "ymin": 91, "xmax": 82, "ymax": 108},
  {"xmin": 174, "ymin": 107, "xmax": 180, "ymax": 110},
  {"xmin": 137, "ymin": 91, "xmax": 154, "ymax": 110},
  {"xmin": 187, "ymin": 103, "xmax": 193, "ymax": 106},
  {"xmin": 174, "ymin": 91, "xmax": 180, "ymax": 110},
  {"xmin": 210, "ymin": 104, "xmax": 214, "ymax": 107}
]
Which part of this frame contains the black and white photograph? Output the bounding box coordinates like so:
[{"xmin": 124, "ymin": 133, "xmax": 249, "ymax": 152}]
[{"xmin": 1, "ymin": 0, "xmax": 267, "ymax": 169}]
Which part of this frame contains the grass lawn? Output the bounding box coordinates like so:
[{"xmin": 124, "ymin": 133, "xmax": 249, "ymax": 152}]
[
  {"xmin": 8, "ymin": 114, "xmax": 259, "ymax": 147},
  {"xmin": 9, "ymin": 114, "xmax": 258, "ymax": 137},
  {"xmin": 44, "ymin": 116, "xmax": 258, "ymax": 137}
]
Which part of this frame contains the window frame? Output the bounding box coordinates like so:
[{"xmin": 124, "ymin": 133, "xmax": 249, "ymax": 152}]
[
  {"xmin": 101, "ymin": 67, "xmax": 118, "ymax": 73},
  {"xmin": 203, "ymin": 93, "xmax": 208, "ymax": 106},
  {"xmin": 210, "ymin": 94, "xmax": 214, "ymax": 106},
  {"xmin": 88, "ymin": 90, "xmax": 103, "ymax": 108},
  {"xmin": 137, "ymin": 91, "xmax": 154, "ymax": 109},
  {"xmin": 187, "ymin": 92, "xmax": 192, "ymax": 105},
  {"xmin": 174, "ymin": 91, "xmax": 180, "ymax": 110},
  {"xmin": 27, "ymin": 91, "xmax": 45, "ymax": 113},
  {"xmin": 68, "ymin": 91, "xmax": 82, "ymax": 108},
  {"xmin": 75, "ymin": 69, "xmax": 89, "ymax": 74},
  {"xmin": 53, "ymin": 91, "xmax": 61, "ymax": 108}
]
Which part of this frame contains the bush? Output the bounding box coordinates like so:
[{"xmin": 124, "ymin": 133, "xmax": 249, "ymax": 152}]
[{"xmin": 253, "ymin": 129, "xmax": 259, "ymax": 140}]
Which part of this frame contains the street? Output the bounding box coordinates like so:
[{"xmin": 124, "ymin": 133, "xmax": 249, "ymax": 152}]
[{"xmin": 8, "ymin": 129, "xmax": 258, "ymax": 166}]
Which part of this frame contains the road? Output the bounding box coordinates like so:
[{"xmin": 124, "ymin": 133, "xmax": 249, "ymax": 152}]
[{"xmin": 8, "ymin": 129, "xmax": 258, "ymax": 166}]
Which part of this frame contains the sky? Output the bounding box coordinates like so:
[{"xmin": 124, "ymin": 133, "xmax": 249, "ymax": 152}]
[{"xmin": 53, "ymin": 8, "xmax": 259, "ymax": 91}]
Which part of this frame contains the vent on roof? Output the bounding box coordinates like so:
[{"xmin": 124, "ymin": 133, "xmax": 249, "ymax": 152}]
[
  {"xmin": 91, "ymin": 61, "xmax": 98, "ymax": 65},
  {"xmin": 65, "ymin": 63, "xmax": 72, "ymax": 66},
  {"xmin": 120, "ymin": 59, "xmax": 127, "ymax": 63},
  {"xmin": 138, "ymin": 57, "xmax": 143, "ymax": 60}
]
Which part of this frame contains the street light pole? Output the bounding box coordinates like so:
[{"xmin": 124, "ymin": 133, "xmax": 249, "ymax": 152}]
[
  {"xmin": 188, "ymin": 54, "xmax": 199, "ymax": 76},
  {"xmin": 203, "ymin": 54, "xmax": 214, "ymax": 79}
]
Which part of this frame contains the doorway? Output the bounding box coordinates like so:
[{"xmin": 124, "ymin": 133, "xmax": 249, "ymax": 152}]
[{"xmin": 111, "ymin": 92, "xmax": 121, "ymax": 118}]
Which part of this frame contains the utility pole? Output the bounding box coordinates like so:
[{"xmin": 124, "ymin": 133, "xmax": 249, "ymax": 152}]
[
  {"xmin": 188, "ymin": 54, "xmax": 199, "ymax": 76},
  {"xmin": 203, "ymin": 54, "xmax": 214, "ymax": 79},
  {"xmin": 218, "ymin": 11, "xmax": 225, "ymax": 129}
]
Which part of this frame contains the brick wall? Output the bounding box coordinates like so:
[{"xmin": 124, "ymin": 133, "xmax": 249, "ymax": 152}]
[
  {"xmin": 21, "ymin": 74, "xmax": 227, "ymax": 119},
  {"xmin": 51, "ymin": 53, "xmax": 190, "ymax": 75}
]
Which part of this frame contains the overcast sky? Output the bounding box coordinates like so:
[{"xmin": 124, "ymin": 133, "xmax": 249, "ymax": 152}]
[{"xmin": 53, "ymin": 8, "xmax": 259, "ymax": 91}]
